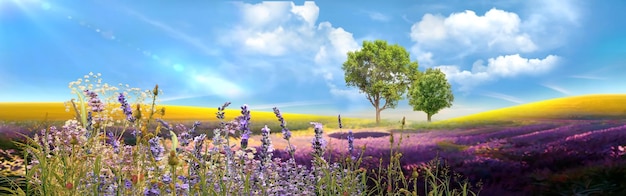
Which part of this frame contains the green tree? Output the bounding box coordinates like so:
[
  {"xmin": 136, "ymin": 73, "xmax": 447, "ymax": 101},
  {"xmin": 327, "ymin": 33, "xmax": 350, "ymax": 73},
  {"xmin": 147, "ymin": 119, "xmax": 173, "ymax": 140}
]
[
  {"xmin": 342, "ymin": 40, "xmax": 419, "ymax": 124},
  {"xmin": 408, "ymin": 68, "xmax": 454, "ymax": 122}
]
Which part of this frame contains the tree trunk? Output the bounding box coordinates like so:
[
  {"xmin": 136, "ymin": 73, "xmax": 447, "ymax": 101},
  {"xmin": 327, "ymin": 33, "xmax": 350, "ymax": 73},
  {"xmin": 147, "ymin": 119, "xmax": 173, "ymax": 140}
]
[
  {"xmin": 375, "ymin": 108, "xmax": 381, "ymax": 125},
  {"xmin": 427, "ymin": 113, "xmax": 432, "ymax": 122}
]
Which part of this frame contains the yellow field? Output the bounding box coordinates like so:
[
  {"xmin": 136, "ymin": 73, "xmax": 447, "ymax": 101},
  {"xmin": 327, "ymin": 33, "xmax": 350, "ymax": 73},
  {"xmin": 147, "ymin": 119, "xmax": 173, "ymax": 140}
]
[{"xmin": 440, "ymin": 94, "xmax": 626, "ymax": 124}]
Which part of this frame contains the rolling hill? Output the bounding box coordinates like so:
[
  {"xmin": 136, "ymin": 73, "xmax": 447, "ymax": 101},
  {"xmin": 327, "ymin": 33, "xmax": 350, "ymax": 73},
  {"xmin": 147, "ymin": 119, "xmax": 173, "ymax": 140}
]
[
  {"xmin": 441, "ymin": 94, "xmax": 626, "ymax": 123},
  {"xmin": 0, "ymin": 102, "xmax": 369, "ymax": 127}
]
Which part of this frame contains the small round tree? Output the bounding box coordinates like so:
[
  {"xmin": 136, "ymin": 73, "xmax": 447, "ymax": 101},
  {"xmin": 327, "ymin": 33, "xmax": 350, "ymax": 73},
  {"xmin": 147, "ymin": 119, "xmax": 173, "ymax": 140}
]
[{"xmin": 408, "ymin": 68, "xmax": 454, "ymax": 122}]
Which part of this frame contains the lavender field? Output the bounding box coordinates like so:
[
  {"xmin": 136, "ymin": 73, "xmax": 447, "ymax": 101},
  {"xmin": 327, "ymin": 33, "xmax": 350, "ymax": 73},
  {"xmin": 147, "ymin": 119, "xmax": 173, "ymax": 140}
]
[
  {"xmin": 263, "ymin": 119, "xmax": 626, "ymax": 195},
  {"xmin": 2, "ymin": 106, "xmax": 626, "ymax": 195}
]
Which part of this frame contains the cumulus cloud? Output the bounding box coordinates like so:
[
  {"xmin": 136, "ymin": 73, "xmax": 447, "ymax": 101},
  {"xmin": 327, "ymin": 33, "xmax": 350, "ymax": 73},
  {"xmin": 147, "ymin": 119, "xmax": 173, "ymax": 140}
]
[
  {"xmin": 409, "ymin": 4, "xmax": 578, "ymax": 91},
  {"xmin": 221, "ymin": 1, "xmax": 361, "ymax": 101},
  {"xmin": 410, "ymin": 8, "xmax": 537, "ymax": 56},
  {"xmin": 221, "ymin": 1, "xmax": 324, "ymax": 56},
  {"xmin": 437, "ymin": 54, "xmax": 560, "ymax": 91}
]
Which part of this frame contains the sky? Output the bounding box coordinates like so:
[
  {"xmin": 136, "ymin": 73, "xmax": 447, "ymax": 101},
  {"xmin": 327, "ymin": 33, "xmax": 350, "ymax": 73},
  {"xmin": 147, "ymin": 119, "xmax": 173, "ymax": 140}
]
[{"xmin": 1, "ymin": 0, "xmax": 626, "ymax": 121}]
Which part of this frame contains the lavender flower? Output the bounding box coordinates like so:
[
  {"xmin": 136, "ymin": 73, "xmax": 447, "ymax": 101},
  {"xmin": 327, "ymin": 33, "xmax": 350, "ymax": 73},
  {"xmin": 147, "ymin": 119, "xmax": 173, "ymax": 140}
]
[
  {"xmin": 176, "ymin": 175, "xmax": 190, "ymax": 194},
  {"xmin": 148, "ymin": 137, "xmax": 165, "ymax": 161},
  {"xmin": 259, "ymin": 125, "xmax": 273, "ymax": 164},
  {"xmin": 347, "ymin": 130, "xmax": 355, "ymax": 156},
  {"xmin": 143, "ymin": 182, "xmax": 160, "ymax": 196},
  {"xmin": 162, "ymin": 173, "xmax": 172, "ymax": 184},
  {"xmin": 241, "ymin": 131, "xmax": 250, "ymax": 149},
  {"xmin": 124, "ymin": 179, "xmax": 132, "ymax": 189},
  {"xmin": 273, "ymin": 107, "xmax": 296, "ymax": 158},
  {"xmin": 179, "ymin": 131, "xmax": 191, "ymax": 147},
  {"xmin": 273, "ymin": 107, "xmax": 292, "ymax": 140},
  {"xmin": 216, "ymin": 102, "xmax": 231, "ymax": 125},
  {"xmin": 190, "ymin": 121, "xmax": 201, "ymax": 134},
  {"xmin": 190, "ymin": 134, "xmax": 206, "ymax": 176},
  {"xmin": 338, "ymin": 114, "xmax": 343, "ymax": 129},
  {"xmin": 240, "ymin": 104, "xmax": 252, "ymax": 149},
  {"xmin": 156, "ymin": 118, "xmax": 172, "ymax": 130},
  {"xmin": 84, "ymin": 90, "xmax": 105, "ymax": 112},
  {"xmin": 310, "ymin": 122, "xmax": 327, "ymax": 158},
  {"xmin": 85, "ymin": 111, "xmax": 93, "ymax": 136},
  {"xmin": 106, "ymin": 131, "xmax": 120, "ymax": 153},
  {"xmin": 117, "ymin": 92, "xmax": 135, "ymax": 122}
]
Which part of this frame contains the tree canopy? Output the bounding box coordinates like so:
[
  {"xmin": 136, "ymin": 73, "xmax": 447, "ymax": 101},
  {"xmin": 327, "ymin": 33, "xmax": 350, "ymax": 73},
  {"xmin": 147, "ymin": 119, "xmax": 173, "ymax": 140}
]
[
  {"xmin": 408, "ymin": 68, "xmax": 454, "ymax": 122},
  {"xmin": 342, "ymin": 40, "xmax": 419, "ymax": 124}
]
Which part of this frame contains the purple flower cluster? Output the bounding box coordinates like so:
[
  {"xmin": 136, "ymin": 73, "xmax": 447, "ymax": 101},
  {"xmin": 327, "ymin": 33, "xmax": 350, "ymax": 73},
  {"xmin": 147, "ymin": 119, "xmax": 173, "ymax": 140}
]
[
  {"xmin": 84, "ymin": 89, "xmax": 105, "ymax": 112},
  {"xmin": 310, "ymin": 122, "xmax": 327, "ymax": 158},
  {"xmin": 347, "ymin": 130, "xmax": 354, "ymax": 156},
  {"xmin": 117, "ymin": 93, "xmax": 135, "ymax": 122},
  {"xmin": 259, "ymin": 125, "xmax": 274, "ymax": 164},
  {"xmin": 240, "ymin": 105, "xmax": 252, "ymax": 149},
  {"xmin": 148, "ymin": 137, "xmax": 165, "ymax": 161},
  {"xmin": 106, "ymin": 131, "xmax": 120, "ymax": 153}
]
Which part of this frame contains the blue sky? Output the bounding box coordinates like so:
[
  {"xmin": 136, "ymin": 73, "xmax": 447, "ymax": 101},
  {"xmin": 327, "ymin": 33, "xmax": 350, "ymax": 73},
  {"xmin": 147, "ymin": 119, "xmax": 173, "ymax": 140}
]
[{"xmin": 1, "ymin": 0, "xmax": 625, "ymax": 121}]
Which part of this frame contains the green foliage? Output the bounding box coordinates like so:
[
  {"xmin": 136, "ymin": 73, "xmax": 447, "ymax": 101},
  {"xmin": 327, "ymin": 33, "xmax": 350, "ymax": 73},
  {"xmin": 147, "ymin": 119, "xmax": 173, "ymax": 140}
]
[
  {"xmin": 342, "ymin": 39, "xmax": 419, "ymax": 124},
  {"xmin": 408, "ymin": 68, "xmax": 454, "ymax": 122}
]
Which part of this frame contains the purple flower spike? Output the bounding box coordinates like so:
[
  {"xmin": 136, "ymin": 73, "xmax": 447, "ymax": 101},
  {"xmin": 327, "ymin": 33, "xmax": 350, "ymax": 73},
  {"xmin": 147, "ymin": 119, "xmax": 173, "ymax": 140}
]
[
  {"xmin": 239, "ymin": 104, "xmax": 252, "ymax": 149},
  {"xmin": 117, "ymin": 93, "xmax": 135, "ymax": 122},
  {"xmin": 106, "ymin": 131, "xmax": 120, "ymax": 153},
  {"xmin": 259, "ymin": 125, "xmax": 273, "ymax": 162},
  {"xmin": 338, "ymin": 114, "xmax": 343, "ymax": 129},
  {"xmin": 347, "ymin": 130, "xmax": 354, "ymax": 156},
  {"xmin": 156, "ymin": 119, "xmax": 172, "ymax": 130},
  {"xmin": 310, "ymin": 122, "xmax": 326, "ymax": 157},
  {"xmin": 273, "ymin": 107, "xmax": 292, "ymax": 140}
]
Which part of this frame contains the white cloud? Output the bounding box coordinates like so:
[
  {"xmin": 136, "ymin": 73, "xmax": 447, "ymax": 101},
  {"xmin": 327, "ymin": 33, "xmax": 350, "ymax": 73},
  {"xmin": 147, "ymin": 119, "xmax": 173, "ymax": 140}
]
[
  {"xmin": 410, "ymin": 8, "xmax": 537, "ymax": 56},
  {"xmin": 410, "ymin": 45, "xmax": 435, "ymax": 67},
  {"xmin": 482, "ymin": 54, "xmax": 559, "ymax": 77},
  {"xmin": 541, "ymin": 83, "xmax": 572, "ymax": 95},
  {"xmin": 437, "ymin": 54, "xmax": 560, "ymax": 91},
  {"xmin": 480, "ymin": 91, "xmax": 525, "ymax": 104},
  {"xmin": 222, "ymin": 1, "xmax": 362, "ymax": 101},
  {"xmin": 367, "ymin": 11, "xmax": 390, "ymax": 22},
  {"xmin": 239, "ymin": 1, "xmax": 293, "ymax": 29},
  {"xmin": 223, "ymin": 1, "xmax": 325, "ymax": 56},
  {"xmin": 408, "ymin": 5, "xmax": 579, "ymax": 92}
]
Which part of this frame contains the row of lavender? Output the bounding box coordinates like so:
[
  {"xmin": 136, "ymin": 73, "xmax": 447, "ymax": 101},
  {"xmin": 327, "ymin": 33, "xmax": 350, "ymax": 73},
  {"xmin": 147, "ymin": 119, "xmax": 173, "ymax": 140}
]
[{"xmin": 282, "ymin": 120, "xmax": 626, "ymax": 195}]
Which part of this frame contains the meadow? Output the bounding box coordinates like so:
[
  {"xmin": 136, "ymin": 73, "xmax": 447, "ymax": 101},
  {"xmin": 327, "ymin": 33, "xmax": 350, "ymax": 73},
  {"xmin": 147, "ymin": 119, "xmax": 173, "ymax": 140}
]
[{"xmin": 1, "ymin": 74, "xmax": 626, "ymax": 195}]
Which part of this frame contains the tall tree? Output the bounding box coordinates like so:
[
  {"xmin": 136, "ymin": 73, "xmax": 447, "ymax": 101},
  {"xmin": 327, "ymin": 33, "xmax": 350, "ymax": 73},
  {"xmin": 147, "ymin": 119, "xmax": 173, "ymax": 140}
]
[
  {"xmin": 408, "ymin": 68, "xmax": 454, "ymax": 122},
  {"xmin": 342, "ymin": 40, "xmax": 419, "ymax": 124}
]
